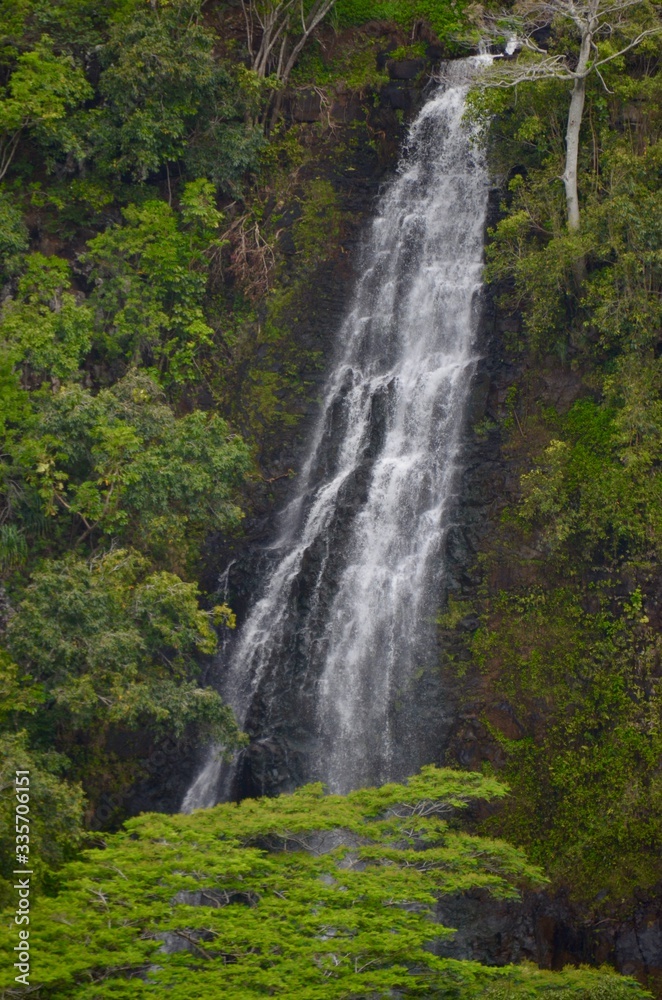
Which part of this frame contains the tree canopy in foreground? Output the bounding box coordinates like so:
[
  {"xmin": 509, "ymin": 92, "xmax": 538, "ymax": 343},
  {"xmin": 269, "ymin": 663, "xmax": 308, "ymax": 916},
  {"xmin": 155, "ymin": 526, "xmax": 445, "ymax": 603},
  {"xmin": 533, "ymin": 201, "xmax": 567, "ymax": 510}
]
[{"xmin": 0, "ymin": 767, "xmax": 651, "ymax": 998}]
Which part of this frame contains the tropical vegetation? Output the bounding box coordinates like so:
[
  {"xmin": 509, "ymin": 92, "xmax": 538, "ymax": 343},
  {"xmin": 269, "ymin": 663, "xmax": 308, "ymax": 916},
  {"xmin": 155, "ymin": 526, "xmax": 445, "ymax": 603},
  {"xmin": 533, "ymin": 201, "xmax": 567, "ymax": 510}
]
[{"xmin": 0, "ymin": 0, "xmax": 660, "ymax": 994}]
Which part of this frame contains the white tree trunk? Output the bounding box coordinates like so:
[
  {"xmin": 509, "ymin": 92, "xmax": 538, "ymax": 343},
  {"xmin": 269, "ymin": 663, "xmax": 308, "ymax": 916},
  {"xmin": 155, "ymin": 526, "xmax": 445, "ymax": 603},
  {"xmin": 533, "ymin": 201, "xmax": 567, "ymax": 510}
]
[
  {"xmin": 280, "ymin": 0, "xmax": 337, "ymax": 86},
  {"xmin": 562, "ymin": 20, "xmax": 593, "ymax": 231},
  {"xmin": 563, "ymin": 74, "xmax": 586, "ymax": 231}
]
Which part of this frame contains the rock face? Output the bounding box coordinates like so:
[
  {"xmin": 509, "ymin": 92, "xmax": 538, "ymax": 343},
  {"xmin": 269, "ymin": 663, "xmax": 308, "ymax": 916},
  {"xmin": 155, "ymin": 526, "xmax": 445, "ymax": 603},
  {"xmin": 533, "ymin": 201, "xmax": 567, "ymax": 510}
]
[
  {"xmin": 387, "ymin": 57, "xmax": 426, "ymax": 79},
  {"xmin": 129, "ymin": 60, "xmax": 662, "ymax": 995},
  {"xmin": 185, "ymin": 60, "xmax": 496, "ymax": 808},
  {"xmin": 434, "ymin": 890, "xmax": 662, "ymax": 993},
  {"xmin": 131, "ymin": 72, "xmax": 422, "ymax": 816}
]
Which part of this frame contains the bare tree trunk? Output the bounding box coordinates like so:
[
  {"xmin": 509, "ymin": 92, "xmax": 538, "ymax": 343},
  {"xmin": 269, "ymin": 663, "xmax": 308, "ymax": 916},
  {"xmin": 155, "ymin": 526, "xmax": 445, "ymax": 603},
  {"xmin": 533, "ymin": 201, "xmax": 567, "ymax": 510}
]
[
  {"xmin": 279, "ymin": 0, "xmax": 337, "ymax": 87},
  {"xmin": 563, "ymin": 73, "xmax": 586, "ymax": 232},
  {"xmin": 243, "ymin": 0, "xmax": 297, "ymax": 79},
  {"xmin": 264, "ymin": 0, "xmax": 337, "ymax": 129},
  {"xmin": 562, "ymin": 16, "xmax": 594, "ymax": 288},
  {"xmin": 0, "ymin": 129, "xmax": 24, "ymax": 183},
  {"xmin": 480, "ymin": 0, "xmax": 662, "ymax": 284},
  {"xmin": 562, "ymin": 17, "xmax": 593, "ymax": 232}
]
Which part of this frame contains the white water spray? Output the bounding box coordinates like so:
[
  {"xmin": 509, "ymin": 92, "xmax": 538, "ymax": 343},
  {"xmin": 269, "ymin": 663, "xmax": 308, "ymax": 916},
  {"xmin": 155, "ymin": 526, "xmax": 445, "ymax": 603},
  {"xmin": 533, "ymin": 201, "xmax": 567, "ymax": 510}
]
[{"xmin": 183, "ymin": 56, "xmax": 492, "ymax": 811}]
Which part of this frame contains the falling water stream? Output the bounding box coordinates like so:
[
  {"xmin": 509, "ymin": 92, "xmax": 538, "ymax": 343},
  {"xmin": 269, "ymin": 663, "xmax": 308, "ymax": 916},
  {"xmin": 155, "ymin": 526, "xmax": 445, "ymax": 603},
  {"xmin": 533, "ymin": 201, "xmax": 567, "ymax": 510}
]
[{"xmin": 183, "ymin": 55, "xmax": 492, "ymax": 811}]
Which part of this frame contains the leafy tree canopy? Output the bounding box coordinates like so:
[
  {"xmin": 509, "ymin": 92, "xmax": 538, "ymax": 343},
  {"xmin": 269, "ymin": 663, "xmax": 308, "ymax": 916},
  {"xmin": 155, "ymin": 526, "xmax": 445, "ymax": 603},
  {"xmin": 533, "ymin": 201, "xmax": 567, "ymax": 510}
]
[
  {"xmin": 0, "ymin": 357, "xmax": 251, "ymax": 569},
  {"xmin": 0, "ymin": 35, "xmax": 92, "ymax": 180},
  {"xmin": 4, "ymin": 546, "xmax": 242, "ymax": 743},
  {"xmin": 82, "ymin": 181, "xmax": 222, "ymax": 382},
  {"xmin": 0, "ymin": 189, "xmax": 28, "ymax": 279},
  {"xmin": 0, "ymin": 252, "xmax": 93, "ymax": 380},
  {"xmin": 87, "ymin": 0, "xmax": 264, "ymax": 186},
  {"xmin": 0, "ymin": 766, "xmax": 651, "ymax": 998},
  {"xmin": 0, "ymin": 727, "xmax": 85, "ymax": 906}
]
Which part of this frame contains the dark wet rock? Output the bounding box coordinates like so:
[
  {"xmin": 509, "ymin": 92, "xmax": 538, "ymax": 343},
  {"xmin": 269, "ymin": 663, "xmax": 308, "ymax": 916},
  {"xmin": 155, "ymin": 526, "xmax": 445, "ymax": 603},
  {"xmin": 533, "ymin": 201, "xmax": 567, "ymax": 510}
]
[
  {"xmin": 330, "ymin": 95, "xmax": 365, "ymax": 122},
  {"xmin": 289, "ymin": 89, "xmax": 322, "ymax": 122},
  {"xmin": 466, "ymin": 370, "xmax": 491, "ymax": 424},
  {"xmin": 381, "ymin": 81, "xmax": 417, "ymax": 111},
  {"xmin": 387, "ymin": 58, "xmax": 425, "ymax": 80},
  {"xmin": 434, "ymin": 890, "xmax": 662, "ymax": 988}
]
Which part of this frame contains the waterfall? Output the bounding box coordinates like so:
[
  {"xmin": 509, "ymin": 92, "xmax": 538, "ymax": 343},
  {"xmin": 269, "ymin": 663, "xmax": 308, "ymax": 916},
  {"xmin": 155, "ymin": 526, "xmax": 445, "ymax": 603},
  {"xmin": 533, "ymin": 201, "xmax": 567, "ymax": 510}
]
[{"xmin": 183, "ymin": 55, "xmax": 492, "ymax": 811}]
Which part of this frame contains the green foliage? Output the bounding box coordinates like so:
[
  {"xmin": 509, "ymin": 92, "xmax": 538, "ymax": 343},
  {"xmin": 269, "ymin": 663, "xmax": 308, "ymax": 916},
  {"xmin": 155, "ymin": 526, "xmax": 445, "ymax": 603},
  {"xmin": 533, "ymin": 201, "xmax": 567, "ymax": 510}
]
[
  {"xmin": 291, "ymin": 34, "xmax": 390, "ymax": 93},
  {"xmin": 0, "ymin": 728, "xmax": 85, "ymax": 906},
  {"xmin": 468, "ymin": 378, "xmax": 662, "ymax": 904},
  {"xmin": 245, "ymin": 177, "xmax": 342, "ymax": 433},
  {"xmin": 458, "ymin": 369, "xmax": 662, "ymax": 909},
  {"xmin": 0, "ymin": 347, "xmax": 29, "ymax": 439},
  {"xmin": 516, "ymin": 398, "xmax": 662, "ymax": 568},
  {"xmin": 82, "ymin": 187, "xmax": 219, "ymax": 382},
  {"xmin": 581, "ymin": 140, "xmax": 662, "ymax": 353},
  {"xmin": 5, "ymin": 548, "xmax": 241, "ymax": 742},
  {"xmin": 0, "ymin": 0, "xmax": 135, "ymax": 63},
  {"xmin": 333, "ymin": 0, "xmax": 468, "ymax": 41},
  {"xmin": 471, "ymin": 586, "xmax": 662, "ymax": 902},
  {"xmin": 0, "ymin": 4, "xmax": 268, "ymax": 834},
  {"xmin": 0, "ymin": 0, "xmax": 264, "ymax": 188},
  {"xmin": 0, "ymin": 370, "xmax": 251, "ymax": 569},
  {"xmin": 95, "ymin": 0, "xmax": 215, "ymax": 180},
  {"xmin": 0, "ymin": 766, "xmax": 650, "ymax": 997},
  {"xmin": 292, "ymin": 177, "xmax": 342, "ymax": 268},
  {"xmin": 207, "ymin": 170, "xmax": 344, "ymax": 447},
  {"xmin": 0, "ymin": 189, "xmax": 28, "ymax": 278},
  {"xmin": 0, "ymin": 252, "xmax": 93, "ymax": 379},
  {"xmin": 182, "ymin": 63, "xmax": 266, "ymax": 190},
  {"xmin": 0, "ymin": 36, "xmax": 92, "ymax": 179},
  {"xmin": 478, "ymin": 975, "xmax": 651, "ymax": 1000},
  {"xmin": 91, "ymin": 395, "xmax": 250, "ymax": 565},
  {"xmin": 90, "ymin": 0, "xmax": 264, "ymax": 186}
]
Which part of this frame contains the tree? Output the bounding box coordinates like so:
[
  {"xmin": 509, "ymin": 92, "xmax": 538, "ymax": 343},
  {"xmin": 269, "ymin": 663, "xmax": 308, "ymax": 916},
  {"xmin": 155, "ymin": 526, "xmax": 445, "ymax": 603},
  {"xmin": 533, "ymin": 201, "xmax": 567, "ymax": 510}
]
[
  {"xmin": 34, "ymin": 372, "xmax": 250, "ymax": 566},
  {"xmin": 0, "ymin": 727, "xmax": 85, "ymax": 907},
  {"xmin": 0, "ymin": 765, "xmax": 651, "ymax": 998},
  {"xmin": 0, "ymin": 370, "xmax": 251, "ymax": 573},
  {"xmin": 68, "ymin": 392, "xmax": 251, "ymax": 567},
  {"xmin": 0, "ymin": 37, "xmax": 92, "ymax": 181},
  {"xmin": 0, "ymin": 253, "xmax": 93, "ymax": 380},
  {"xmin": 4, "ymin": 548, "xmax": 243, "ymax": 747},
  {"xmin": 0, "ymin": 191, "xmax": 28, "ymax": 280},
  {"xmin": 95, "ymin": 0, "xmax": 216, "ymax": 181},
  {"xmin": 90, "ymin": 0, "xmax": 264, "ymax": 186},
  {"xmin": 242, "ymin": 0, "xmax": 337, "ymax": 87},
  {"xmin": 82, "ymin": 184, "xmax": 221, "ymax": 382},
  {"xmin": 480, "ymin": 0, "xmax": 661, "ymax": 231},
  {"xmin": 0, "ymin": 643, "xmax": 83, "ymax": 907}
]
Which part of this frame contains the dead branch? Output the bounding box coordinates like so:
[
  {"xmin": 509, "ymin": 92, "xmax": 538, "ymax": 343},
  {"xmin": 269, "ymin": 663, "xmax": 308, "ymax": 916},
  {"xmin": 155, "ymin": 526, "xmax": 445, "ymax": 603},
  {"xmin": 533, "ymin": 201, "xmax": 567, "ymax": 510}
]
[{"xmin": 217, "ymin": 214, "xmax": 282, "ymax": 301}]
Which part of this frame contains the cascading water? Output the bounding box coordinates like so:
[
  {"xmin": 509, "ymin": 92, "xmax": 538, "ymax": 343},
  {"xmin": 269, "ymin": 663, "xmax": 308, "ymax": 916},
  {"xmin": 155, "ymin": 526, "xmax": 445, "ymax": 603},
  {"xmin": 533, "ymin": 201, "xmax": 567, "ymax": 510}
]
[{"xmin": 183, "ymin": 55, "xmax": 492, "ymax": 812}]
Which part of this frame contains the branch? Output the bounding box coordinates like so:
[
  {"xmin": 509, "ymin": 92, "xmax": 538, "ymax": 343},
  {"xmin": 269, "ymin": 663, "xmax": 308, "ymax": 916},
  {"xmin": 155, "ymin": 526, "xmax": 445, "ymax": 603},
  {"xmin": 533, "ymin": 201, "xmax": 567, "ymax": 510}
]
[
  {"xmin": 54, "ymin": 491, "xmax": 95, "ymax": 536},
  {"xmin": 481, "ymin": 54, "xmax": 575, "ymax": 87},
  {"xmin": 591, "ymin": 0, "xmax": 648, "ymax": 18},
  {"xmin": 280, "ymin": 0, "xmax": 337, "ymax": 85},
  {"xmin": 489, "ymin": 0, "xmax": 656, "ymax": 53},
  {"xmin": 482, "ymin": 17, "xmax": 660, "ymax": 91},
  {"xmin": 591, "ymin": 26, "xmax": 662, "ymax": 69},
  {"xmin": 240, "ymin": 0, "xmax": 255, "ymax": 59},
  {"xmin": 593, "ymin": 61, "xmax": 613, "ymax": 91},
  {"xmin": 0, "ymin": 129, "xmax": 24, "ymax": 183},
  {"xmin": 173, "ymin": 929, "xmax": 215, "ymax": 960}
]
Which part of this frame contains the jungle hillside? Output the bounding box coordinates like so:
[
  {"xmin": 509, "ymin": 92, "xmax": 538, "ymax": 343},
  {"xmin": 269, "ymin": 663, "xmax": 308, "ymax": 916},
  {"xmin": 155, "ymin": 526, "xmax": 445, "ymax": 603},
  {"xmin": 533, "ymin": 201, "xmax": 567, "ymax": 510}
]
[{"xmin": 0, "ymin": 0, "xmax": 661, "ymax": 996}]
